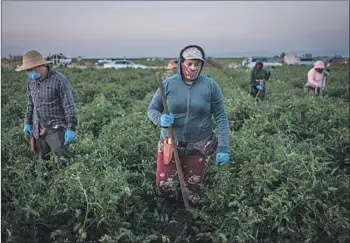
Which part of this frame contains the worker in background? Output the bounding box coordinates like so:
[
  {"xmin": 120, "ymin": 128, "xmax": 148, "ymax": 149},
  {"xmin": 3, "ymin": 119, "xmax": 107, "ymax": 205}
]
[
  {"xmin": 304, "ymin": 60, "xmax": 329, "ymax": 96},
  {"xmin": 249, "ymin": 60, "xmax": 272, "ymax": 101}
]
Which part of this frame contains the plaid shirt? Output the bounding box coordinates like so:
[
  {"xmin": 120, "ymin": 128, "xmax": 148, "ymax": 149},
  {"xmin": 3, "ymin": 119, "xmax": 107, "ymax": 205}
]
[{"xmin": 25, "ymin": 68, "xmax": 78, "ymax": 139}]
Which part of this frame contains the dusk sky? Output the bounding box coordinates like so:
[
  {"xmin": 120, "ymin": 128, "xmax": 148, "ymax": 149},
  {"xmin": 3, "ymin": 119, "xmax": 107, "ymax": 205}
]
[{"xmin": 2, "ymin": 1, "xmax": 349, "ymax": 58}]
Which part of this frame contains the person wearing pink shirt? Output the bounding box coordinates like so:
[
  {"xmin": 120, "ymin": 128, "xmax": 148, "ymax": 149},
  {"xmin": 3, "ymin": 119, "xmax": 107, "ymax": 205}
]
[{"xmin": 304, "ymin": 60, "xmax": 330, "ymax": 96}]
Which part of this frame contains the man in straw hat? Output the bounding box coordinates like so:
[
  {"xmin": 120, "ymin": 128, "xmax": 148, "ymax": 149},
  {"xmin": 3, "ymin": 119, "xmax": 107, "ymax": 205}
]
[{"xmin": 16, "ymin": 49, "xmax": 78, "ymax": 165}]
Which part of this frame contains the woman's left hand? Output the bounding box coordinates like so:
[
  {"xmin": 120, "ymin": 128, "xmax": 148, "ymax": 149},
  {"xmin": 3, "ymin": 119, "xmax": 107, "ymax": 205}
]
[{"xmin": 216, "ymin": 152, "xmax": 230, "ymax": 166}]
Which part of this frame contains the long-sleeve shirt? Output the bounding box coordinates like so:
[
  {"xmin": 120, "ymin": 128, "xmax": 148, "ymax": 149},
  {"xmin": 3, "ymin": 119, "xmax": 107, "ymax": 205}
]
[
  {"xmin": 26, "ymin": 68, "xmax": 77, "ymax": 138},
  {"xmin": 147, "ymin": 74, "xmax": 230, "ymax": 153}
]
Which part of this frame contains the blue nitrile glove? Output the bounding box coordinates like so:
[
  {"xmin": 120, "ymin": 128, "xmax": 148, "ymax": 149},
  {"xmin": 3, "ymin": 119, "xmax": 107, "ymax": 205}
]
[
  {"xmin": 160, "ymin": 113, "xmax": 174, "ymax": 128},
  {"xmin": 216, "ymin": 152, "xmax": 230, "ymax": 166},
  {"xmin": 267, "ymin": 68, "xmax": 272, "ymax": 74},
  {"xmin": 256, "ymin": 85, "xmax": 264, "ymax": 91},
  {"xmin": 23, "ymin": 124, "xmax": 32, "ymax": 137},
  {"xmin": 323, "ymin": 70, "xmax": 329, "ymax": 76},
  {"xmin": 64, "ymin": 129, "xmax": 76, "ymax": 145}
]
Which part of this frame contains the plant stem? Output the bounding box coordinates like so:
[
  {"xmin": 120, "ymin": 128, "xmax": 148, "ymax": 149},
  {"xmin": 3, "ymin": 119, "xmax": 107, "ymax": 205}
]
[{"xmin": 75, "ymin": 168, "xmax": 89, "ymax": 230}]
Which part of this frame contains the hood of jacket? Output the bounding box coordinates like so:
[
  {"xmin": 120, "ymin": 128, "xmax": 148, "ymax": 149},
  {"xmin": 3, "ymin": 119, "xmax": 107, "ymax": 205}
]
[{"xmin": 177, "ymin": 45, "xmax": 206, "ymax": 81}]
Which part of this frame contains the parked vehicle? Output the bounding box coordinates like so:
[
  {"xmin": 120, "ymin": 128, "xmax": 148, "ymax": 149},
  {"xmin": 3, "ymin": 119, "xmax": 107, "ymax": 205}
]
[
  {"xmin": 242, "ymin": 57, "xmax": 251, "ymax": 66},
  {"xmin": 103, "ymin": 60, "xmax": 147, "ymax": 70},
  {"xmin": 244, "ymin": 57, "xmax": 283, "ymax": 68},
  {"xmin": 98, "ymin": 58, "xmax": 113, "ymax": 64},
  {"xmin": 45, "ymin": 53, "xmax": 72, "ymax": 67}
]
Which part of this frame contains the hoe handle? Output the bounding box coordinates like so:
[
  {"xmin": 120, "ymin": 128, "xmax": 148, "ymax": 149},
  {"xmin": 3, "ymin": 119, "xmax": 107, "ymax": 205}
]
[{"xmin": 155, "ymin": 72, "xmax": 190, "ymax": 210}]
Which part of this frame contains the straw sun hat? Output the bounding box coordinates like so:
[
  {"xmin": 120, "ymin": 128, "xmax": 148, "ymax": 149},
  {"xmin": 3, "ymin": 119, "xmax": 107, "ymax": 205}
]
[{"xmin": 15, "ymin": 50, "xmax": 52, "ymax": 72}]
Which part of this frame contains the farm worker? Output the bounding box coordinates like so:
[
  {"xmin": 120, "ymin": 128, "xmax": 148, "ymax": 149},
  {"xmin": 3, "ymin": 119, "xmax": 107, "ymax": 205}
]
[
  {"xmin": 164, "ymin": 59, "xmax": 178, "ymax": 79},
  {"xmin": 148, "ymin": 45, "xmax": 230, "ymax": 210},
  {"xmin": 16, "ymin": 50, "xmax": 78, "ymax": 166},
  {"xmin": 304, "ymin": 60, "xmax": 329, "ymax": 95},
  {"xmin": 249, "ymin": 60, "xmax": 272, "ymax": 101}
]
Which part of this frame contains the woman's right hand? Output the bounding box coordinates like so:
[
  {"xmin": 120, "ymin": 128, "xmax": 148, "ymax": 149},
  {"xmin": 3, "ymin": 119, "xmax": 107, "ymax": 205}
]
[{"xmin": 160, "ymin": 113, "xmax": 175, "ymax": 128}]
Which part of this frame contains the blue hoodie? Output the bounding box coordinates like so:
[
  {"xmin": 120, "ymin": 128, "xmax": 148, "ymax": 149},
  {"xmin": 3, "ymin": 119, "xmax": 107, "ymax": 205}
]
[{"xmin": 147, "ymin": 45, "xmax": 230, "ymax": 153}]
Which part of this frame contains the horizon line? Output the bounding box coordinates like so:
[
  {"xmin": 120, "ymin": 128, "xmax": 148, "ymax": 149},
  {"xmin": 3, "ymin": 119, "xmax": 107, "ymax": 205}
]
[{"xmin": 2, "ymin": 54, "xmax": 349, "ymax": 59}]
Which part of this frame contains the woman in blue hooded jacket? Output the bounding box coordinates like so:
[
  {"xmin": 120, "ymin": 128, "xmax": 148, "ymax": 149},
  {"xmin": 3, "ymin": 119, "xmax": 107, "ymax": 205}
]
[{"xmin": 147, "ymin": 45, "xmax": 230, "ymax": 208}]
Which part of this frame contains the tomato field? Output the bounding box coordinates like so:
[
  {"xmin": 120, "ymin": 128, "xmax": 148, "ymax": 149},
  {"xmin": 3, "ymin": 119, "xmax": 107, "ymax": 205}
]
[{"xmin": 1, "ymin": 63, "xmax": 349, "ymax": 243}]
